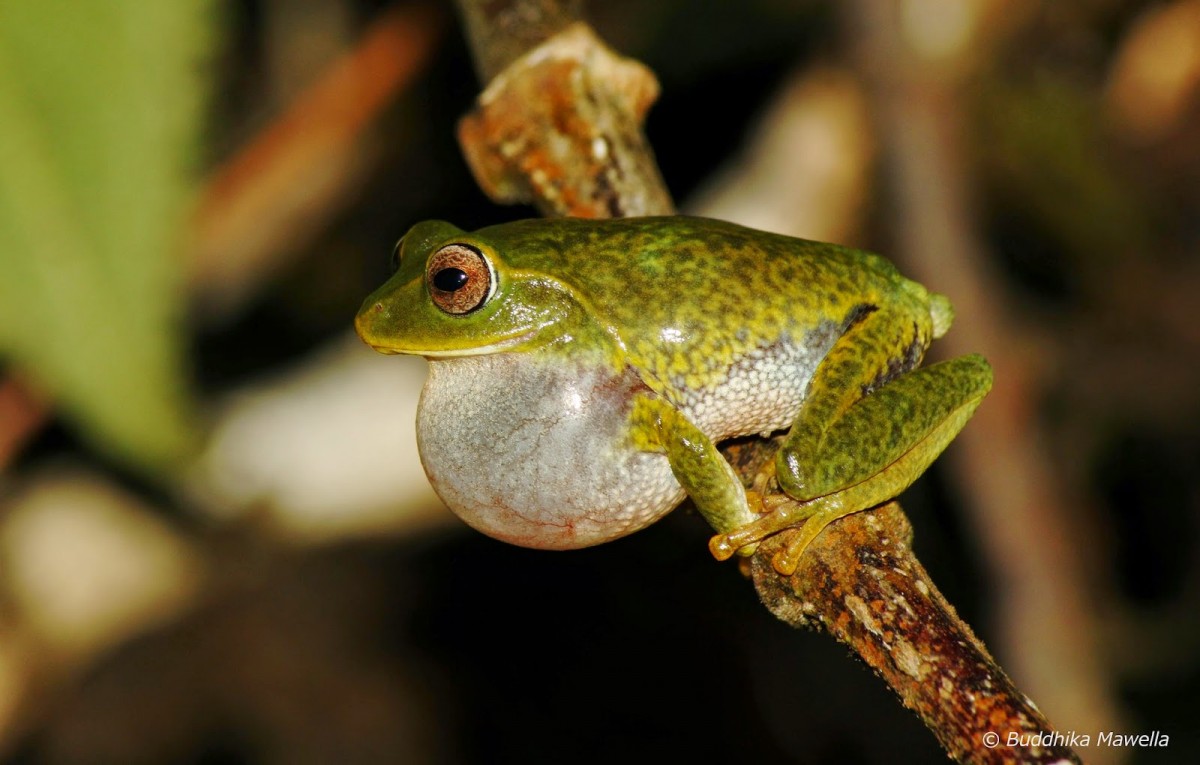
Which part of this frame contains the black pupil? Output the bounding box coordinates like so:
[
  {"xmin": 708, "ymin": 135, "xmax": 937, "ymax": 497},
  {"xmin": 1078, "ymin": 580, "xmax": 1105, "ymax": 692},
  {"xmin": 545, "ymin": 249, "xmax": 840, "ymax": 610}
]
[{"xmin": 433, "ymin": 267, "xmax": 469, "ymax": 292}]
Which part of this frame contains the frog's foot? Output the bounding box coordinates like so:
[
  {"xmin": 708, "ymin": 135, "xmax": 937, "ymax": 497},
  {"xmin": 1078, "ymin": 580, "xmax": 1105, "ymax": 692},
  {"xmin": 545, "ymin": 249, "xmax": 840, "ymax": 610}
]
[
  {"xmin": 707, "ymin": 489, "xmax": 773, "ymax": 559},
  {"xmin": 706, "ymin": 493, "xmax": 817, "ymax": 566},
  {"xmin": 769, "ymin": 502, "xmax": 851, "ymax": 575}
]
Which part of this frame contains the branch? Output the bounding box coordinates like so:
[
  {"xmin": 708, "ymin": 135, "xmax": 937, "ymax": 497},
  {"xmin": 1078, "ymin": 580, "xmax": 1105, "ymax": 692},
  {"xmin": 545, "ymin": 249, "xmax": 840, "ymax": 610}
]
[
  {"xmin": 751, "ymin": 505, "xmax": 1074, "ymax": 762},
  {"xmin": 452, "ymin": 4, "xmax": 1078, "ymax": 762},
  {"xmin": 456, "ymin": 0, "xmax": 584, "ymax": 83},
  {"xmin": 455, "ymin": 0, "xmax": 672, "ymax": 217}
]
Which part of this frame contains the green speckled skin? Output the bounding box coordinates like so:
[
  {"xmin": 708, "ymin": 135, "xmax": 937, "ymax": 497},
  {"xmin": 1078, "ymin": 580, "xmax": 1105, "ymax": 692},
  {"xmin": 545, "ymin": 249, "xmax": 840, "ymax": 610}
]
[
  {"xmin": 463, "ymin": 217, "xmax": 927, "ymax": 392},
  {"xmin": 356, "ymin": 216, "xmax": 991, "ymax": 573}
]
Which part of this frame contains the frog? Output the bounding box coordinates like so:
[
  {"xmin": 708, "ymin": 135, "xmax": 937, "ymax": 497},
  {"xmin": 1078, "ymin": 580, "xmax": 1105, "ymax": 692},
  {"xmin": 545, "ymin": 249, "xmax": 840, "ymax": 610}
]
[{"xmin": 355, "ymin": 216, "xmax": 992, "ymax": 575}]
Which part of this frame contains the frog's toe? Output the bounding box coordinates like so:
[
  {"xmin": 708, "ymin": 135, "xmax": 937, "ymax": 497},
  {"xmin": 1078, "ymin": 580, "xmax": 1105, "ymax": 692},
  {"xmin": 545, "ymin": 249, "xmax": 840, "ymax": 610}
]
[
  {"xmin": 708, "ymin": 491, "xmax": 854, "ymax": 571},
  {"xmin": 772, "ymin": 535, "xmax": 811, "ymax": 576},
  {"xmin": 708, "ymin": 526, "xmax": 767, "ymax": 561},
  {"xmin": 771, "ymin": 501, "xmax": 857, "ymax": 574},
  {"xmin": 708, "ymin": 533, "xmax": 740, "ymax": 561},
  {"xmin": 707, "ymin": 497, "xmax": 806, "ymax": 562},
  {"xmin": 708, "ymin": 537, "xmax": 760, "ymax": 560}
]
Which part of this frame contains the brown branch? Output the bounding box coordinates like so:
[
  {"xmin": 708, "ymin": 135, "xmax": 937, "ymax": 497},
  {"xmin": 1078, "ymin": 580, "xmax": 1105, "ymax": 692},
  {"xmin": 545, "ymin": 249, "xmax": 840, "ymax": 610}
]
[
  {"xmin": 752, "ymin": 505, "xmax": 1075, "ymax": 763},
  {"xmin": 456, "ymin": 0, "xmax": 584, "ymax": 83},
  {"xmin": 723, "ymin": 441, "xmax": 1077, "ymax": 765},
  {"xmin": 455, "ymin": 0, "xmax": 672, "ymax": 217},
  {"xmin": 452, "ymin": 3, "xmax": 1077, "ymax": 762}
]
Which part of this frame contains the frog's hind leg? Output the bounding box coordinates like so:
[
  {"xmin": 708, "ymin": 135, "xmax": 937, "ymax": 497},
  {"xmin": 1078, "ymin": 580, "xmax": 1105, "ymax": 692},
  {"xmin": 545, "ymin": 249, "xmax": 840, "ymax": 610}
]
[{"xmin": 709, "ymin": 302, "xmax": 992, "ymax": 574}]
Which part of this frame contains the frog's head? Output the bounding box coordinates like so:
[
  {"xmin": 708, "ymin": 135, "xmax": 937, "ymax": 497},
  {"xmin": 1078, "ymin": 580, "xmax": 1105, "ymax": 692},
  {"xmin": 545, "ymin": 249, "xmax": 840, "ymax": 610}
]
[{"xmin": 355, "ymin": 220, "xmax": 585, "ymax": 358}]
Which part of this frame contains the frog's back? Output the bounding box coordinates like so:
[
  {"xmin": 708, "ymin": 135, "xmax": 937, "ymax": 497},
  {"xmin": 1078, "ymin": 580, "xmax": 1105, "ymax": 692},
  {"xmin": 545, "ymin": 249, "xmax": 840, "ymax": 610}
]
[
  {"xmin": 481, "ymin": 215, "xmax": 907, "ymax": 317},
  {"xmin": 478, "ymin": 216, "xmax": 936, "ymax": 438},
  {"xmin": 487, "ymin": 217, "xmax": 912, "ymax": 343}
]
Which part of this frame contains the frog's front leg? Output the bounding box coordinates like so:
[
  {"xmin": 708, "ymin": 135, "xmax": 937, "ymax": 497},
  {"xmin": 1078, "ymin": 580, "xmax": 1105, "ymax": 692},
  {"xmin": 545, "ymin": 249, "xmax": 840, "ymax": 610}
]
[
  {"xmin": 631, "ymin": 396, "xmax": 759, "ymax": 540},
  {"xmin": 709, "ymin": 306, "xmax": 993, "ymax": 574}
]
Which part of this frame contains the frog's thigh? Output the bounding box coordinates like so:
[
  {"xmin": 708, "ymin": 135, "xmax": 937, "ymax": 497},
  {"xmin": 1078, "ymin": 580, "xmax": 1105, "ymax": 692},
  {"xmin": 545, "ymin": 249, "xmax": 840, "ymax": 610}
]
[
  {"xmin": 712, "ymin": 353, "xmax": 991, "ymax": 571},
  {"xmin": 631, "ymin": 396, "xmax": 756, "ymax": 536},
  {"xmin": 765, "ymin": 353, "xmax": 992, "ymax": 572},
  {"xmin": 778, "ymin": 304, "xmax": 931, "ymax": 498},
  {"xmin": 779, "ymin": 351, "xmax": 993, "ymax": 501}
]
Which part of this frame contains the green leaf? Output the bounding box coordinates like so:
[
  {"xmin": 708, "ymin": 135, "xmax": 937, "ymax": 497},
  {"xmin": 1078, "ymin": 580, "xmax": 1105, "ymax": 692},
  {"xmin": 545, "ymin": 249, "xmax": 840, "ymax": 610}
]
[{"xmin": 0, "ymin": 0, "xmax": 212, "ymax": 471}]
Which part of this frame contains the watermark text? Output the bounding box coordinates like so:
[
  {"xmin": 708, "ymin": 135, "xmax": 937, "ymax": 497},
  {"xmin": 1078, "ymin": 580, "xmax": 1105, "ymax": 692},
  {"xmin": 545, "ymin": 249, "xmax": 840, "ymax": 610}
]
[{"xmin": 980, "ymin": 729, "xmax": 1169, "ymax": 750}]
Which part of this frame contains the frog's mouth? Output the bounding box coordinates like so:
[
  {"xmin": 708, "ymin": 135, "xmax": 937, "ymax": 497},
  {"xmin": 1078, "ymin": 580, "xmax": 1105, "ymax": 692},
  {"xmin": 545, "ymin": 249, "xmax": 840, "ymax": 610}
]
[{"xmin": 367, "ymin": 328, "xmax": 540, "ymax": 359}]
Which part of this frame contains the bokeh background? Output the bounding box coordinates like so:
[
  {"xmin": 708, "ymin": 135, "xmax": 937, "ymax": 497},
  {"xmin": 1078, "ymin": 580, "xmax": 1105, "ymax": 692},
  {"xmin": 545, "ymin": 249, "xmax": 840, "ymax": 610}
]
[{"xmin": 1, "ymin": 1, "xmax": 1199, "ymax": 763}]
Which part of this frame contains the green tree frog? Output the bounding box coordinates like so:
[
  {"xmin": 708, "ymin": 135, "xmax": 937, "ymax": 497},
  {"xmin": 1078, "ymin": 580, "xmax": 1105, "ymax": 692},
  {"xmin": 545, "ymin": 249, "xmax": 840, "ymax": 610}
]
[{"xmin": 355, "ymin": 217, "xmax": 991, "ymax": 574}]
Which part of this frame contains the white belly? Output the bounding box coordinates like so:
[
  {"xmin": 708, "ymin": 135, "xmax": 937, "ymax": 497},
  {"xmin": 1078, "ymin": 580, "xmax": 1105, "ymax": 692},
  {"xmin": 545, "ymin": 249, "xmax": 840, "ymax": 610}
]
[{"xmin": 416, "ymin": 353, "xmax": 685, "ymax": 550}]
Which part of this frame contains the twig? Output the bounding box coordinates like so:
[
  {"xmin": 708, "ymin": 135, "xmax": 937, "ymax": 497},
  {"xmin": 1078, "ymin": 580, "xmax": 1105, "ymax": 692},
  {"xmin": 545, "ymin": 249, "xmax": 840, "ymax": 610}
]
[
  {"xmin": 753, "ymin": 505, "xmax": 1076, "ymax": 763},
  {"xmin": 726, "ymin": 439, "xmax": 1079, "ymax": 765},
  {"xmin": 452, "ymin": 3, "xmax": 1078, "ymax": 762},
  {"xmin": 456, "ymin": 0, "xmax": 584, "ymax": 83},
  {"xmin": 455, "ymin": 0, "xmax": 672, "ymax": 217}
]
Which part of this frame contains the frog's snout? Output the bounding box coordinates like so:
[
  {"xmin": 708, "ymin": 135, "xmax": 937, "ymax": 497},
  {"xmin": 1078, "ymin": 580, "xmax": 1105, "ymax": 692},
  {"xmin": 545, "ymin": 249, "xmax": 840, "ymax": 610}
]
[{"xmin": 354, "ymin": 301, "xmax": 395, "ymax": 353}]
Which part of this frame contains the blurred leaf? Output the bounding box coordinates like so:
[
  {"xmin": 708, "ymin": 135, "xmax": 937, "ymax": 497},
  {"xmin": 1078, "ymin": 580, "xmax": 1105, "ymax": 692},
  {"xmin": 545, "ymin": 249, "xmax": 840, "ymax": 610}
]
[{"xmin": 0, "ymin": 1, "xmax": 212, "ymax": 470}]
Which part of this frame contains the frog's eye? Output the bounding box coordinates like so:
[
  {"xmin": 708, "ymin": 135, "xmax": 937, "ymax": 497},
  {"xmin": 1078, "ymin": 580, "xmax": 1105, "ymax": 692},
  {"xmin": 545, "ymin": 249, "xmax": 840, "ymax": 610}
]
[{"xmin": 426, "ymin": 243, "xmax": 494, "ymax": 315}]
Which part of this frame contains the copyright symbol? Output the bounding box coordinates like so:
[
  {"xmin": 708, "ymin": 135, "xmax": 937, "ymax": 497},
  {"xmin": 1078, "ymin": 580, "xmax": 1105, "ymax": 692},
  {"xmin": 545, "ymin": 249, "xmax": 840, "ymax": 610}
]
[{"xmin": 982, "ymin": 731, "xmax": 1000, "ymax": 748}]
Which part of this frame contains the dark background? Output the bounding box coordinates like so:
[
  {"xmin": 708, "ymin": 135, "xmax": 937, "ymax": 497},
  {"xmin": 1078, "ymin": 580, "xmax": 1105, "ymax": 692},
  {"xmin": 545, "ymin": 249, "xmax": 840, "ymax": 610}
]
[{"xmin": 2, "ymin": 1, "xmax": 1198, "ymax": 763}]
